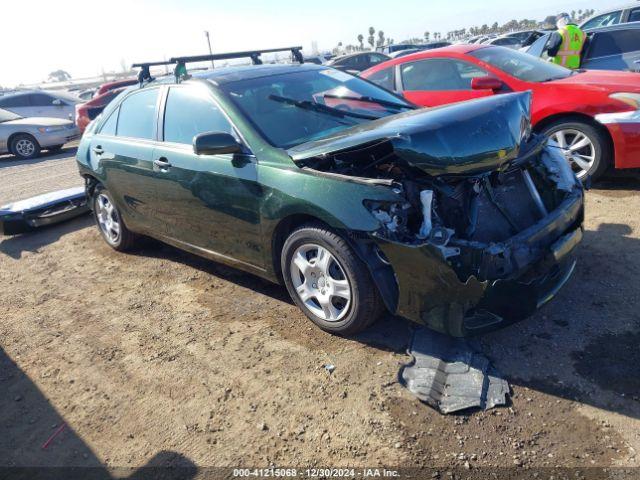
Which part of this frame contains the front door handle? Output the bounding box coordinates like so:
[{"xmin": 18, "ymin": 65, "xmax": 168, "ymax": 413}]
[
  {"xmin": 92, "ymin": 146, "xmax": 104, "ymax": 155},
  {"xmin": 153, "ymin": 157, "xmax": 172, "ymax": 171}
]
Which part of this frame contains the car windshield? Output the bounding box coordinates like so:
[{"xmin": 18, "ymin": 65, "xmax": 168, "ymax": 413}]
[
  {"xmin": 220, "ymin": 68, "xmax": 414, "ymax": 149},
  {"xmin": 471, "ymin": 46, "xmax": 573, "ymax": 82},
  {"xmin": 0, "ymin": 108, "xmax": 21, "ymax": 123}
]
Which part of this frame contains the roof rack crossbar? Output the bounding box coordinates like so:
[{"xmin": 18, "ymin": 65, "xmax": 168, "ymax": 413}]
[
  {"xmin": 169, "ymin": 46, "xmax": 304, "ymax": 65},
  {"xmin": 131, "ymin": 60, "xmax": 177, "ymax": 86}
]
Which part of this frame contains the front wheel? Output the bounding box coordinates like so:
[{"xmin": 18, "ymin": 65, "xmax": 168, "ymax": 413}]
[
  {"xmin": 540, "ymin": 120, "xmax": 610, "ymax": 182},
  {"xmin": 281, "ymin": 223, "xmax": 384, "ymax": 335},
  {"xmin": 10, "ymin": 134, "xmax": 41, "ymax": 159}
]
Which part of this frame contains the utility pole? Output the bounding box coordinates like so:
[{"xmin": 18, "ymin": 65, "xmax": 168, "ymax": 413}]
[{"xmin": 204, "ymin": 31, "xmax": 214, "ymax": 69}]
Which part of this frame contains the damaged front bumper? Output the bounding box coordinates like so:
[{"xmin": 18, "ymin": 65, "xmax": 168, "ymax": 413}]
[
  {"xmin": 375, "ymin": 187, "xmax": 584, "ymax": 337},
  {"xmin": 0, "ymin": 187, "xmax": 89, "ymax": 236}
]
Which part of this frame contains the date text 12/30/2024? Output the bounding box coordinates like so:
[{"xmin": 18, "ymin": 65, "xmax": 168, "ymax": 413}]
[{"xmin": 233, "ymin": 468, "xmax": 400, "ymax": 477}]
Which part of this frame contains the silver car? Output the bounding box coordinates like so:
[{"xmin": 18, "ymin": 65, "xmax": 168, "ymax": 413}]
[
  {"xmin": 0, "ymin": 108, "xmax": 80, "ymax": 159},
  {"xmin": 0, "ymin": 90, "xmax": 80, "ymax": 121}
]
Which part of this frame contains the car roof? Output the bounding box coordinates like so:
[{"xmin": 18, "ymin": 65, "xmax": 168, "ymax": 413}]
[
  {"xmin": 584, "ymin": 21, "xmax": 640, "ymax": 32},
  {"xmin": 189, "ymin": 63, "xmax": 326, "ymax": 84},
  {"xmin": 585, "ymin": 3, "xmax": 637, "ymax": 16}
]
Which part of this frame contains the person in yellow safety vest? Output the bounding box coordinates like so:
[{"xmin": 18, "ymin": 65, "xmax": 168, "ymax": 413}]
[{"xmin": 545, "ymin": 13, "xmax": 587, "ymax": 69}]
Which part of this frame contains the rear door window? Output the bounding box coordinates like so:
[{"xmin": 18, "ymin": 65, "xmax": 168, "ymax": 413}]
[
  {"xmin": 589, "ymin": 30, "xmax": 640, "ymax": 57},
  {"xmin": 628, "ymin": 8, "xmax": 640, "ymax": 22},
  {"xmin": 116, "ymin": 88, "xmax": 159, "ymax": 140},
  {"xmin": 582, "ymin": 11, "xmax": 622, "ymax": 29},
  {"xmin": 29, "ymin": 93, "xmax": 56, "ymax": 106},
  {"xmin": 163, "ymin": 86, "xmax": 233, "ymax": 145},
  {"xmin": 401, "ymin": 59, "xmax": 488, "ymax": 91}
]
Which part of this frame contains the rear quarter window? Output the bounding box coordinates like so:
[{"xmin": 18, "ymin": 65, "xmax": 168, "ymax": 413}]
[
  {"xmin": 116, "ymin": 88, "xmax": 159, "ymax": 139},
  {"xmin": 0, "ymin": 95, "xmax": 30, "ymax": 108},
  {"xmin": 367, "ymin": 67, "xmax": 395, "ymax": 91}
]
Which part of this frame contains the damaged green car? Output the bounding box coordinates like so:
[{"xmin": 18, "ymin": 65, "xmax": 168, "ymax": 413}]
[{"xmin": 76, "ymin": 63, "xmax": 583, "ymax": 336}]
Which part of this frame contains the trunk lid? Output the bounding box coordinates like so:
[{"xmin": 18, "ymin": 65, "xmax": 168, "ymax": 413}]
[{"xmin": 288, "ymin": 92, "xmax": 532, "ymax": 176}]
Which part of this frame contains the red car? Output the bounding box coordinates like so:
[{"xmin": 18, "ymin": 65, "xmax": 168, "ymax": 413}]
[
  {"xmin": 95, "ymin": 78, "xmax": 137, "ymax": 96},
  {"xmin": 75, "ymin": 87, "xmax": 126, "ymax": 133},
  {"xmin": 361, "ymin": 45, "xmax": 640, "ymax": 181}
]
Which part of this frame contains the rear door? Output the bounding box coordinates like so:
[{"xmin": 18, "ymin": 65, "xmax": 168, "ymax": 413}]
[
  {"xmin": 398, "ymin": 58, "xmax": 495, "ymax": 107},
  {"xmin": 583, "ymin": 29, "xmax": 640, "ymax": 71},
  {"xmin": 151, "ymin": 83, "xmax": 263, "ymax": 267},
  {"xmin": 89, "ymin": 87, "xmax": 162, "ymax": 233}
]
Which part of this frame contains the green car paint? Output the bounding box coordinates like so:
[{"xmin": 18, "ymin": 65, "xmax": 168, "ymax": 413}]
[{"xmin": 77, "ymin": 64, "xmax": 583, "ymax": 336}]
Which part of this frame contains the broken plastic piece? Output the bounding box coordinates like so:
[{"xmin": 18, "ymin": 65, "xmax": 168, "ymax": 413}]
[
  {"xmin": 399, "ymin": 327, "xmax": 509, "ymax": 414},
  {"xmin": 0, "ymin": 187, "xmax": 88, "ymax": 236},
  {"xmin": 418, "ymin": 190, "xmax": 433, "ymax": 239}
]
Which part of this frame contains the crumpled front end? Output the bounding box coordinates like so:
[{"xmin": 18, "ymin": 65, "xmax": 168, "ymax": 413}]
[
  {"xmin": 373, "ymin": 141, "xmax": 583, "ymax": 336},
  {"xmin": 292, "ymin": 92, "xmax": 584, "ymax": 336}
]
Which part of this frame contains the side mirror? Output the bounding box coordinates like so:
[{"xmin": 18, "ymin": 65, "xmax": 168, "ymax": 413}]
[
  {"xmin": 471, "ymin": 77, "xmax": 504, "ymax": 91},
  {"xmin": 52, "ymin": 98, "xmax": 63, "ymax": 106},
  {"xmin": 193, "ymin": 132, "xmax": 243, "ymax": 155}
]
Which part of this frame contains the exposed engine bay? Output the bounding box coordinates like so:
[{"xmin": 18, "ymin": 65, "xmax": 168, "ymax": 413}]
[{"xmin": 297, "ymin": 133, "xmax": 582, "ymax": 284}]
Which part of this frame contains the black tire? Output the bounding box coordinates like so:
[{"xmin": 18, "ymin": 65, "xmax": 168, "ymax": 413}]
[
  {"xmin": 47, "ymin": 145, "xmax": 64, "ymax": 152},
  {"xmin": 10, "ymin": 134, "xmax": 41, "ymax": 159},
  {"xmin": 92, "ymin": 185, "xmax": 138, "ymax": 252},
  {"xmin": 281, "ymin": 223, "xmax": 384, "ymax": 335},
  {"xmin": 540, "ymin": 119, "xmax": 611, "ymax": 183}
]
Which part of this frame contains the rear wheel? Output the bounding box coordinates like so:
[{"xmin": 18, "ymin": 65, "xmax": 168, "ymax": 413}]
[
  {"xmin": 540, "ymin": 120, "xmax": 610, "ymax": 182},
  {"xmin": 10, "ymin": 134, "xmax": 41, "ymax": 159},
  {"xmin": 93, "ymin": 186, "xmax": 138, "ymax": 251},
  {"xmin": 281, "ymin": 223, "xmax": 384, "ymax": 335}
]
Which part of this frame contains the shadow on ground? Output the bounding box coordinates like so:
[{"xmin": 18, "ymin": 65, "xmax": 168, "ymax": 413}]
[
  {"xmin": 0, "ymin": 214, "xmax": 92, "ymax": 260},
  {"xmin": 0, "ymin": 347, "xmax": 197, "ymax": 478}
]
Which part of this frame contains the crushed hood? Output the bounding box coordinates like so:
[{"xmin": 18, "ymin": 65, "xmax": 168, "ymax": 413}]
[{"xmin": 288, "ymin": 92, "xmax": 532, "ymax": 176}]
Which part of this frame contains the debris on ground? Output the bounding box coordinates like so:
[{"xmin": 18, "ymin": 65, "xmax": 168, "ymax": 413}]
[
  {"xmin": 0, "ymin": 187, "xmax": 88, "ymax": 235},
  {"xmin": 399, "ymin": 328, "xmax": 509, "ymax": 414}
]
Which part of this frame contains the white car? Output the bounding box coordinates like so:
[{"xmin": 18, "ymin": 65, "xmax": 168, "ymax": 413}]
[{"xmin": 0, "ymin": 90, "xmax": 80, "ymax": 121}]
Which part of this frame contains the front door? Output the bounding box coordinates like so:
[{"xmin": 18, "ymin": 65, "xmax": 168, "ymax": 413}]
[
  {"xmin": 151, "ymin": 84, "xmax": 263, "ymax": 268},
  {"xmin": 398, "ymin": 58, "xmax": 495, "ymax": 107}
]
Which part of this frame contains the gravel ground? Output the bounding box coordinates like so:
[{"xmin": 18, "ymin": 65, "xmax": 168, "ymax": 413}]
[
  {"xmin": 0, "ymin": 148, "xmax": 639, "ymax": 477},
  {"xmin": 0, "ymin": 143, "xmax": 81, "ymax": 206}
]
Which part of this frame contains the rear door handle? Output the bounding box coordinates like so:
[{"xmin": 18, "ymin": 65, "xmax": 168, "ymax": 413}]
[
  {"xmin": 92, "ymin": 146, "xmax": 104, "ymax": 155},
  {"xmin": 153, "ymin": 157, "xmax": 171, "ymax": 171}
]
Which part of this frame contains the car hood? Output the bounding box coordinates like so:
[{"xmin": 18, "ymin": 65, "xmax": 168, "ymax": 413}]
[
  {"xmin": 549, "ymin": 70, "xmax": 640, "ymax": 92},
  {"xmin": 288, "ymin": 92, "xmax": 532, "ymax": 176},
  {"xmin": 2, "ymin": 117, "xmax": 74, "ymax": 127}
]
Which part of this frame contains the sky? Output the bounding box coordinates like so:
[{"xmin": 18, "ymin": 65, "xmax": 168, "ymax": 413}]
[{"xmin": 0, "ymin": 0, "xmax": 623, "ymax": 87}]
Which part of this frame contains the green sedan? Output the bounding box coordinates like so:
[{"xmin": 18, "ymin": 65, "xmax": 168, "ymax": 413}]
[{"xmin": 76, "ymin": 63, "xmax": 584, "ymax": 336}]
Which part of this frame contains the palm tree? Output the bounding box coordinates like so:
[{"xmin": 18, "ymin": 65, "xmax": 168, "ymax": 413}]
[
  {"xmin": 424, "ymin": 31, "xmax": 430, "ymax": 42},
  {"xmin": 357, "ymin": 34, "xmax": 364, "ymax": 51},
  {"xmin": 368, "ymin": 27, "xmax": 375, "ymax": 50},
  {"xmin": 377, "ymin": 30, "xmax": 385, "ymax": 47}
]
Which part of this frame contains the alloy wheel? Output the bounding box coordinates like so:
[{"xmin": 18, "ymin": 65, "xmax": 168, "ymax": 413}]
[
  {"xmin": 551, "ymin": 128, "xmax": 596, "ymax": 179},
  {"xmin": 289, "ymin": 244, "xmax": 352, "ymax": 321},
  {"xmin": 15, "ymin": 139, "xmax": 35, "ymax": 157},
  {"xmin": 95, "ymin": 193, "xmax": 121, "ymax": 245}
]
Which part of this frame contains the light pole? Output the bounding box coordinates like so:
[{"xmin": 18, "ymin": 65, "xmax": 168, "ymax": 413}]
[{"xmin": 204, "ymin": 31, "xmax": 214, "ymax": 69}]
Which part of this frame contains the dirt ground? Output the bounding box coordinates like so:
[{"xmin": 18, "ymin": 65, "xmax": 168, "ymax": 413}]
[{"xmin": 1, "ymin": 147, "xmax": 639, "ymax": 477}]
